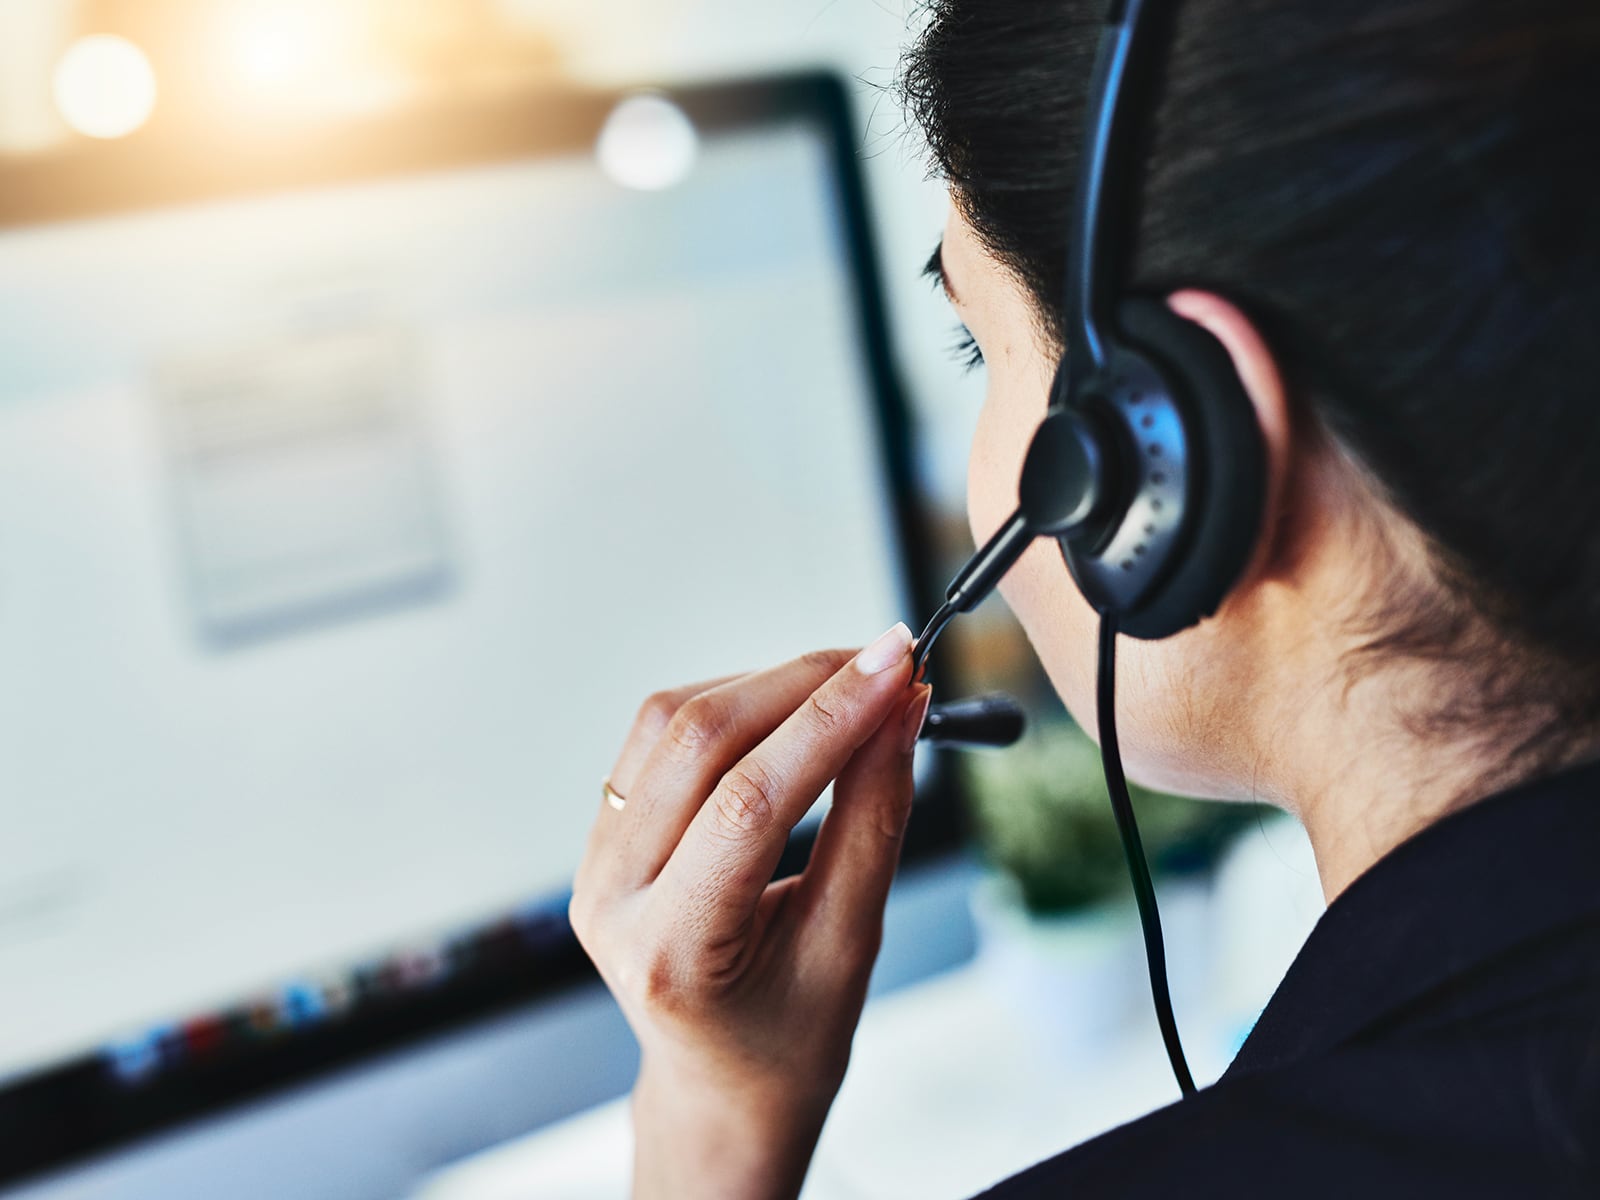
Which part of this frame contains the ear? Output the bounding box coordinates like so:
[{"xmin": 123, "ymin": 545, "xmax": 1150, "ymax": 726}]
[{"xmin": 1166, "ymin": 289, "xmax": 1294, "ymax": 584}]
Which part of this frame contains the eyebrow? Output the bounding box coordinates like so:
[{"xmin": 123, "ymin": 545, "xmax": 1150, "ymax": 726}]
[{"xmin": 923, "ymin": 240, "xmax": 960, "ymax": 305}]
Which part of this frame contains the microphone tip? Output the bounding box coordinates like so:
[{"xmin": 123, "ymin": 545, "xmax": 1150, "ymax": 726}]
[{"xmin": 916, "ymin": 692, "xmax": 1027, "ymax": 750}]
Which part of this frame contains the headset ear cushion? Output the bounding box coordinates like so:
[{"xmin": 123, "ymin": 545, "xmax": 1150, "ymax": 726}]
[{"xmin": 1114, "ymin": 296, "xmax": 1267, "ymax": 639}]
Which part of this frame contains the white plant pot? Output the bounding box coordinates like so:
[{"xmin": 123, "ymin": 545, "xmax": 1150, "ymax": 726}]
[{"xmin": 968, "ymin": 872, "xmax": 1148, "ymax": 1067}]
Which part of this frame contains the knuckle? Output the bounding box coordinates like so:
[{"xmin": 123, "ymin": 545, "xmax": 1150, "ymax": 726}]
[
  {"xmin": 798, "ymin": 648, "xmax": 853, "ymax": 677},
  {"xmin": 567, "ymin": 890, "xmax": 597, "ymax": 949},
  {"xmin": 635, "ymin": 690, "xmax": 680, "ymax": 740},
  {"xmin": 663, "ymin": 693, "xmax": 735, "ymax": 761},
  {"xmin": 874, "ymin": 784, "xmax": 915, "ymax": 843},
  {"xmin": 801, "ymin": 687, "xmax": 854, "ymax": 740},
  {"xmin": 713, "ymin": 761, "xmax": 780, "ymax": 835},
  {"xmin": 638, "ymin": 949, "xmax": 687, "ymax": 1012},
  {"xmin": 610, "ymin": 939, "xmax": 693, "ymax": 1017}
]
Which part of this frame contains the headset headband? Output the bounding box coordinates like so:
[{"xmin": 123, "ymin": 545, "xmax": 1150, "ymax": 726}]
[{"xmin": 1062, "ymin": 0, "xmax": 1166, "ymax": 397}]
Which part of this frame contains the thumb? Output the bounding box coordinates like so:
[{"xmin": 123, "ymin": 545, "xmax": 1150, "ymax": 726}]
[{"xmin": 795, "ymin": 684, "xmax": 932, "ymax": 952}]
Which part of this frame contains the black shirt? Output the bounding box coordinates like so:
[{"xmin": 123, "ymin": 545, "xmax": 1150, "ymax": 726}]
[{"xmin": 980, "ymin": 759, "xmax": 1600, "ymax": 1198}]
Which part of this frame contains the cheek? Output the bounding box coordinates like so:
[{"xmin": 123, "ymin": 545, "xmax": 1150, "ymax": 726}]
[
  {"xmin": 965, "ymin": 369, "xmax": 1039, "ymax": 550},
  {"xmin": 964, "ymin": 371, "xmax": 1101, "ymax": 728},
  {"xmin": 965, "ymin": 394, "xmax": 1013, "ymax": 552},
  {"xmin": 1007, "ymin": 549, "xmax": 1225, "ymax": 798},
  {"xmin": 1007, "ymin": 538, "xmax": 1100, "ymax": 730},
  {"xmin": 960, "ymin": 361, "xmax": 1219, "ymax": 794}
]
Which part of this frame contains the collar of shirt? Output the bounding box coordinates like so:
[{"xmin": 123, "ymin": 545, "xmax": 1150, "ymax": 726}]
[{"xmin": 1228, "ymin": 755, "xmax": 1600, "ymax": 1076}]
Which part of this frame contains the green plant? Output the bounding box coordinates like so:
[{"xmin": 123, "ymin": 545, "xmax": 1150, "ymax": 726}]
[{"xmin": 963, "ymin": 719, "xmax": 1264, "ymax": 916}]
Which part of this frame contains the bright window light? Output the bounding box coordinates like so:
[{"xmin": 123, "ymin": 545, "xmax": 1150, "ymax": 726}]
[
  {"xmin": 53, "ymin": 35, "xmax": 158, "ymax": 141},
  {"xmin": 224, "ymin": 1, "xmax": 327, "ymax": 93},
  {"xmin": 596, "ymin": 94, "xmax": 699, "ymax": 192}
]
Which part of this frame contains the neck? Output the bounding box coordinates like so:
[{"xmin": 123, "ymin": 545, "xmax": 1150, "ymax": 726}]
[
  {"xmin": 1285, "ymin": 704, "xmax": 1600, "ymax": 903},
  {"xmin": 1277, "ymin": 680, "xmax": 1507, "ymax": 902},
  {"xmin": 1246, "ymin": 544, "xmax": 1590, "ymax": 901},
  {"xmin": 1229, "ymin": 455, "xmax": 1573, "ymax": 901}
]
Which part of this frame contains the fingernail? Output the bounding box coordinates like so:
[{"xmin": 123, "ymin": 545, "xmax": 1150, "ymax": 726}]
[
  {"xmin": 900, "ymin": 686, "xmax": 933, "ymax": 754},
  {"xmin": 855, "ymin": 622, "xmax": 913, "ymax": 675}
]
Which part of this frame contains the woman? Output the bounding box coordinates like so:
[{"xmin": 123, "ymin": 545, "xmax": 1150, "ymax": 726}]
[{"xmin": 570, "ymin": 0, "xmax": 1600, "ymax": 1194}]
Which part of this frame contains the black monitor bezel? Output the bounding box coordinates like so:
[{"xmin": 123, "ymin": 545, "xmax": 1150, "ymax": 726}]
[{"xmin": 0, "ymin": 70, "xmax": 968, "ymax": 1187}]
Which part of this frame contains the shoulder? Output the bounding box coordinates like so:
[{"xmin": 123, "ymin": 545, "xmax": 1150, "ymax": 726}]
[
  {"xmin": 979, "ymin": 771, "xmax": 1600, "ymax": 1199},
  {"xmin": 976, "ymin": 1030, "xmax": 1600, "ymax": 1199}
]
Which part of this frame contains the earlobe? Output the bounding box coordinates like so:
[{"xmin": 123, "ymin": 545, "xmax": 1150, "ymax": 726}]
[{"xmin": 1165, "ymin": 289, "xmax": 1294, "ymax": 584}]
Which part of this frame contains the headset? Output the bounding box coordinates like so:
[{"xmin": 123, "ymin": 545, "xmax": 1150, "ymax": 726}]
[{"xmin": 912, "ymin": 0, "xmax": 1267, "ymax": 1096}]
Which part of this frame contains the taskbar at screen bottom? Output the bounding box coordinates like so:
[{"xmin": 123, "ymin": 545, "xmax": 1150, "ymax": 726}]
[
  {"xmin": 0, "ymin": 887, "xmax": 587, "ymax": 1188},
  {"xmin": 0, "ymin": 793, "xmax": 965, "ymax": 1189}
]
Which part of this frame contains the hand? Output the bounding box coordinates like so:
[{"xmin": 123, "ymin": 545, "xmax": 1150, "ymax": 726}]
[{"xmin": 570, "ymin": 624, "xmax": 932, "ymax": 1200}]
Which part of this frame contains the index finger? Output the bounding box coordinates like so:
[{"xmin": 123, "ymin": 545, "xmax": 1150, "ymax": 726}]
[
  {"xmin": 652, "ymin": 623, "xmax": 915, "ymax": 947},
  {"xmin": 606, "ymin": 671, "xmax": 749, "ymax": 802}
]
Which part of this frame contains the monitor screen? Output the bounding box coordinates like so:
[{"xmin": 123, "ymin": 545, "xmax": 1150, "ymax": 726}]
[{"xmin": 0, "ymin": 79, "xmax": 940, "ymax": 1167}]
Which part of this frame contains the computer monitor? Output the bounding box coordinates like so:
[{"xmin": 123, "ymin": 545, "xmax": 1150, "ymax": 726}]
[{"xmin": 0, "ymin": 74, "xmax": 959, "ymax": 1185}]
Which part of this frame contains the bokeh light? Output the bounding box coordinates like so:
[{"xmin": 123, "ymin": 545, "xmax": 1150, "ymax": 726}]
[
  {"xmin": 52, "ymin": 35, "xmax": 158, "ymax": 140},
  {"xmin": 223, "ymin": 0, "xmax": 329, "ymax": 93},
  {"xmin": 596, "ymin": 94, "xmax": 698, "ymax": 191}
]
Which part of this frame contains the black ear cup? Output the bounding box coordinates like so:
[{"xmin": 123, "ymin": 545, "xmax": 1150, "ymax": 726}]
[{"xmin": 1059, "ymin": 296, "xmax": 1267, "ymax": 640}]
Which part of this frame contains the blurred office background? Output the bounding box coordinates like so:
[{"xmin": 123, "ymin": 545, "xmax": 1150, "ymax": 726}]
[{"xmin": 0, "ymin": 3, "xmax": 1325, "ymax": 1198}]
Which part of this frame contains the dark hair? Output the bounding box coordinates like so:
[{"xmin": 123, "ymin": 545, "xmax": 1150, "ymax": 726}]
[{"xmin": 901, "ymin": 0, "xmax": 1600, "ymax": 774}]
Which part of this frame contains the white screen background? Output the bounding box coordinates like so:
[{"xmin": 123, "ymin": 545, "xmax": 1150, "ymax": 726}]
[{"xmin": 0, "ymin": 122, "xmax": 910, "ymax": 1082}]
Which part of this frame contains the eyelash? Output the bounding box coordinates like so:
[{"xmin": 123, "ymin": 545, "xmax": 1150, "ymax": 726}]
[{"xmin": 950, "ymin": 324, "xmax": 985, "ymax": 373}]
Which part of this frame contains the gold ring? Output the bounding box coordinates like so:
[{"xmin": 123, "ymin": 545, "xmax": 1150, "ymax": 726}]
[{"xmin": 601, "ymin": 777, "xmax": 627, "ymax": 812}]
